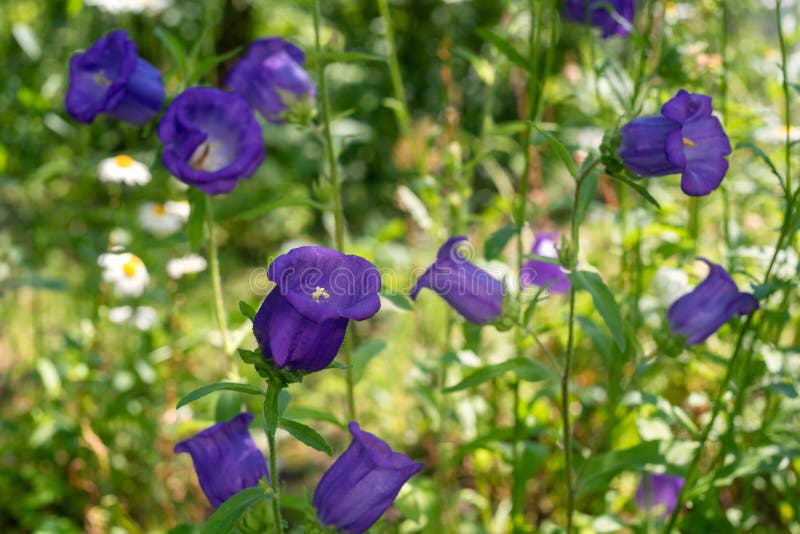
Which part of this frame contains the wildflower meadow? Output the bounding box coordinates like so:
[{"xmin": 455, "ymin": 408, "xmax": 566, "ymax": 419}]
[{"xmin": 3, "ymin": 0, "xmax": 800, "ymax": 532}]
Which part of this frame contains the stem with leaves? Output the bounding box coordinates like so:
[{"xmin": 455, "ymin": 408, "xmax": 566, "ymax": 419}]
[{"xmin": 312, "ymin": 0, "xmax": 356, "ymax": 421}]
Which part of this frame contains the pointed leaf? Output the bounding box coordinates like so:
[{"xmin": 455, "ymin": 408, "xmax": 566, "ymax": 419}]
[
  {"xmin": 239, "ymin": 300, "xmax": 256, "ymax": 321},
  {"xmin": 200, "ymin": 486, "xmax": 269, "ymax": 534},
  {"xmin": 476, "ymin": 28, "xmax": 530, "ymax": 72},
  {"xmin": 569, "ymin": 271, "xmax": 626, "ymax": 351},
  {"xmin": 278, "ymin": 418, "xmax": 333, "ymax": 456},
  {"xmin": 352, "ymin": 340, "xmax": 388, "ymax": 384},
  {"xmin": 176, "ymin": 382, "xmax": 265, "ymax": 409},
  {"xmin": 534, "ymin": 126, "xmax": 579, "ymax": 179},
  {"xmin": 444, "ymin": 357, "xmax": 553, "ymax": 393},
  {"xmin": 485, "ymin": 224, "xmax": 518, "ymax": 260}
]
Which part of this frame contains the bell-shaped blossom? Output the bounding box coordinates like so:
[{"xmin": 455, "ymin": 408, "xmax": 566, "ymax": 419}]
[
  {"xmin": 174, "ymin": 412, "xmax": 269, "ymax": 508},
  {"xmin": 157, "ymin": 87, "xmax": 265, "ymax": 195},
  {"xmin": 226, "ymin": 37, "xmax": 315, "ymax": 124},
  {"xmin": 66, "ymin": 30, "xmax": 164, "ymax": 125},
  {"xmin": 253, "ymin": 246, "xmax": 381, "ymax": 372},
  {"xmin": 619, "ymin": 90, "xmax": 732, "ymax": 196},
  {"xmin": 563, "ymin": 0, "xmax": 635, "ymax": 38},
  {"xmin": 521, "ymin": 232, "xmax": 570, "ymax": 294},
  {"xmin": 410, "ymin": 236, "xmax": 504, "ymax": 324},
  {"xmin": 313, "ymin": 422, "xmax": 423, "ymax": 534},
  {"xmin": 667, "ymin": 258, "xmax": 758, "ymax": 345},
  {"xmin": 635, "ymin": 473, "xmax": 685, "ymax": 517}
]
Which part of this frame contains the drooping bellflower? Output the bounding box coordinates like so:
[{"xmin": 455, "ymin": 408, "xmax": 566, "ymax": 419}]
[
  {"xmin": 174, "ymin": 412, "xmax": 269, "ymax": 508},
  {"xmin": 521, "ymin": 232, "xmax": 570, "ymax": 294},
  {"xmin": 226, "ymin": 37, "xmax": 316, "ymax": 124},
  {"xmin": 411, "ymin": 236, "xmax": 505, "ymax": 325},
  {"xmin": 313, "ymin": 422, "xmax": 424, "ymax": 534},
  {"xmin": 619, "ymin": 89, "xmax": 732, "ymax": 196},
  {"xmin": 635, "ymin": 473, "xmax": 685, "ymax": 517},
  {"xmin": 563, "ymin": 0, "xmax": 635, "ymax": 38},
  {"xmin": 667, "ymin": 258, "xmax": 758, "ymax": 345},
  {"xmin": 66, "ymin": 30, "xmax": 165, "ymax": 125},
  {"xmin": 252, "ymin": 246, "xmax": 381, "ymax": 373},
  {"xmin": 157, "ymin": 87, "xmax": 265, "ymax": 195}
]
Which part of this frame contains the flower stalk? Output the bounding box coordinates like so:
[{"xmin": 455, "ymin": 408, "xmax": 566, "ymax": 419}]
[
  {"xmin": 312, "ymin": 0, "xmax": 356, "ymax": 421},
  {"xmin": 205, "ymin": 196, "xmax": 235, "ymax": 368}
]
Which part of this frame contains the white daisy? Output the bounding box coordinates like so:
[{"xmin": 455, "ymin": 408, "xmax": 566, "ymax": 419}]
[
  {"xmin": 167, "ymin": 253, "xmax": 208, "ymax": 279},
  {"xmin": 84, "ymin": 0, "xmax": 171, "ymax": 14},
  {"xmin": 98, "ymin": 154, "xmax": 151, "ymax": 186},
  {"xmin": 138, "ymin": 201, "xmax": 190, "ymax": 236},
  {"xmin": 98, "ymin": 252, "xmax": 150, "ymax": 297},
  {"xmin": 106, "ymin": 305, "xmax": 158, "ymax": 331}
]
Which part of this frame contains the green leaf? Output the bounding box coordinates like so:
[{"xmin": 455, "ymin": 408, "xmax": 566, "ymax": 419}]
[
  {"xmin": 736, "ymin": 141, "xmax": 785, "ymax": 191},
  {"xmin": 444, "ymin": 357, "xmax": 553, "ymax": 393},
  {"xmin": 380, "ymin": 289, "xmax": 414, "ymax": 311},
  {"xmin": 575, "ymin": 171, "xmax": 600, "ymax": 227},
  {"xmin": 352, "ymin": 340, "xmax": 388, "ymax": 384},
  {"xmin": 186, "ymin": 188, "xmax": 207, "ymax": 250},
  {"xmin": 313, "ymin": 51, "xmax": 387, "ymax": 66},
  {"xmin": 476, "ymin": 28, "xmax": 530, "ymax": 72},
  {"xmin": 200, "ymin": 486, "xmax": 268, "ymax": 534},
  {"xmin": 484, "ymin": 224, "xmax": 518, "ymax": 260},
  {"xmin": 238, "ymin": 300, "xmax": 256, "ymax": 321},
  {"xmin": 534, "ymin": 126, "xmax": 579, "ymax": 179},
  {"xmin": 176, "ymin": 382, "xmax": 265, "ymax": 409},
  {"xmin": 278, "ymin": 418, "xmax": 333, "ymax": 456},
  {"xmin": 6, "ymin": 276, "xmax": 68, "ymax": 291},
  {"xmin": 188, "ymin": 47, "xmax": 242, "ymax": 85},
  {"xmin": 154, "ymin": 27, "xmax": 188, "ymax": 76},
  {"xmin": 282, "ymin": 406, "xmax": 343, "ymax": 428},
  {"xmin": 221, "ymin": 196, "xmax": 328, "ymax": 221},
  {"xmin": 569, "ymin": 271, "xmax": 626, "ymax": 351},
  {"xmin": 608, "ymin": 171, "xmax": 661, "ymax": 209}
]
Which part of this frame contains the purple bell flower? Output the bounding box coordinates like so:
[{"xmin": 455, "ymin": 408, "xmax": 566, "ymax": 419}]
[
  {"xmin": 521, "ymin": 232, "xmax": 571, "ymax": 294},
  {"xmin": 619, "ymin": 89, "xmax": 732, "ymax": 196},
  {"xmin": 635, "ymin": 473, "xmax": 685, "ymax": 517},
  {"xmin": 65, "ymin": 30, "xmax": 165, "ymax": 125},
  {"xmin": 563, "ymin": 0, "xmax": 635, "ymax": 38},
  {"xmin": 157, "ymin": 87, "xmax": 266, "ymax": 195},
  {"xmin": 313, "ymin": 422, "xmax": 424, "ymax": 534},
  {"xmin": 226, "ymin": 37, "xmax": 315, "ymax": 124},
  {"xmin": 174, "ymin": 412, "xmax": 269, "ymax": 508},
  {"xmin": 667, "ymin": 258, "xmax": 758, "ymax": 345},
  {"xmin": 253, "ymin": 246, "xmax": 381, "ymax": 373},
  {"xmin": 410, "ymin": 236, "xmax": 505, "ymax": 325}
]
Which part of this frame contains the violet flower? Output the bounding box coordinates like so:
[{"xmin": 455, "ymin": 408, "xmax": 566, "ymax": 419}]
[
  {"xmin": 667, "ymin": 258, "xmax": 758, "ymax": 345},
  {"xmin": 619, "ymin": 89, "xmax": 732, "ymax": 196},
  {"xmin": 66, "ymin": 30, "xmax": 165, "ymax": 125},
  {"xmin": 157, "ymin": 87, "xmax": 266, "ymax": 195},
  {"xmin": 253, "ymin": 246, "xmax": 381, "ymax": 373},
  {"xmin": 563, "ymin": 0, "xmax": 635, "ymax": 38},
  {"xmin": 411, "ymin": 236, "xmax": 505, "ymax": 325},
  {"xmin": 635, "ymin": 473, "xmax": 685, "ymax": 517},
  {"xmin": 174, "ymin": 412, "xmax": 269, "ymax": 508},
  {"xmin": 521, "ymin": 232, "xmax": 570, "ymax": 294},
  {"xmin": 226, "ymin": 37, "xmax": 315, "ymax": 124},
  {"xmin": 313, "ymin": 422, "xmax": 424, "ymax": 534}
]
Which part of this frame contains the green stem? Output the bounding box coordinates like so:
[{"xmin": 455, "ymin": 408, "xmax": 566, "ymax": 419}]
[
  {"xmin": 313, "ymin": 0, "xmax": 356, "ymax": 421},
  {"xmin": 263, "ymin": 387, "xmax": 284, "ymax": 533},
  {"xmin": 777, "ymin": 0, "xmax": 792, "ymax": 195},
  {"xmin": 205, "ymin": 196, "xmax": 234, "ymax": 367},
  {"xmin": 376, "ymin": 0, "xmax": 410, "ymax": 132}
]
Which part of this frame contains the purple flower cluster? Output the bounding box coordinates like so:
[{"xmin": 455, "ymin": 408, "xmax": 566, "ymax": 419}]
[{"xmin": 66, "ymin": 32, "xmax": 315, "ymax": 195}]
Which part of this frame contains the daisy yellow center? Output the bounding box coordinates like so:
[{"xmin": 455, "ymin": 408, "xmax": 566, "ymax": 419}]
[
  {"xmin": 312, "ymin": 286, "xmax": 330, "ymax": 303},
  {"xmin": 122, "ymin": 256, "xmax": 142, "ymax": 278},
  {"xmin": 682, "ymin": 137, "xmax": 695, "ymax": 147},
  {"xmin": 115, "ymin": 155, "xmax": 135, "ymax": 167},
  {"xmin": 152, "ymin": 204, "xmax": 167, "ymax": 217}
]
